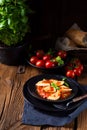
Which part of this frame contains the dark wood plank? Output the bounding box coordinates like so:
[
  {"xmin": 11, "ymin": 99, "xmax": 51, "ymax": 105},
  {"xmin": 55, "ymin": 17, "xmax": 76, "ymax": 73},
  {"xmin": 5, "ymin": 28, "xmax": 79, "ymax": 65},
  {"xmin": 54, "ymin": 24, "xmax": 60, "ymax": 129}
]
[
  {"xmin": 77, "ymin": 109, "xmax": 87, "ymax": 130},
  {"xmin": 41, "ymin": 122, "xmax": 75, "ymax": 130},
  {"xmin": 0, "ymin": 64, "xmax": 41, "ymax": 130},
  {"xmin": 76, "ymin": 71, "xmax": 87, "ymax": 130}
]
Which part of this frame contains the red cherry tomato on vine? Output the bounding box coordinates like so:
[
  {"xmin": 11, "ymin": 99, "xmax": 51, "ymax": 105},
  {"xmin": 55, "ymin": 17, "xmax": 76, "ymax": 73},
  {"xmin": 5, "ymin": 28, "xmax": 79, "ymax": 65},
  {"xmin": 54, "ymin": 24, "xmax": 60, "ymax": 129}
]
[
  {"xmin": 74, "ymin": 68, "xmax": 82, "ymax": 76},
  {"xmin": 66, "ymin": 70, "xmax": 75, "ymax": 78},
  {"xmin": 36, "ymin": 60, "xmax": 45, "ymax": 67},
  {"xmin": 45, "ymin": 60, "xmax": 55, "ymax": 68},
  {"xmin": 77, "ymin": 64, "xmax": 83, "ymax": 71},
  {"xmin": 57, "ymin": 50, "xmax": 67, "ymax": 59},
  {"xmin": 30, "ymin": 56, "xmax": 38, "ymax": 65},
  {"xmin": 43, "ymin": 54, "xmax": 51, "ymax": 61},
  {"xmin": 36, "ymin": 50, "xmax": 45, "ymax": 58}
]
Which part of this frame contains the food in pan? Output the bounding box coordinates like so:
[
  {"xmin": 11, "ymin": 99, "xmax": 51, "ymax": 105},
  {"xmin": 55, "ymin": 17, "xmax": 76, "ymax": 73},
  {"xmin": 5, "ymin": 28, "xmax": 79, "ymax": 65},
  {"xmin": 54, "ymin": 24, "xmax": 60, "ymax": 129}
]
[{"xmin": 36, "ymin": 79, "xmax": 72, "ymax": 100}]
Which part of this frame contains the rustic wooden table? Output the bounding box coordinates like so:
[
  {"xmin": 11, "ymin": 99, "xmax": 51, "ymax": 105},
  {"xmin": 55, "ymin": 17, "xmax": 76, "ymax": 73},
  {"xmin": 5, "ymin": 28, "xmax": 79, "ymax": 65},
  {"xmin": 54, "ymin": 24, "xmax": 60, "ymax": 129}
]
[{"xmin": 0, "ymin": 63, "xmax": 87, "ymax": 130}]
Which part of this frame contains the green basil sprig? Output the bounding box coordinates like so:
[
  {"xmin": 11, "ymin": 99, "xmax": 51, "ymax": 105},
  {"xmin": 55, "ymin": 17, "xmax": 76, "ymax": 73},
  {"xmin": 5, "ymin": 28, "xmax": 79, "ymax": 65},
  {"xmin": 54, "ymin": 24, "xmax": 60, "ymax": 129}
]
[{"xmin": 51, "ymin": 82, "xmax": 60, "ymax": 90}]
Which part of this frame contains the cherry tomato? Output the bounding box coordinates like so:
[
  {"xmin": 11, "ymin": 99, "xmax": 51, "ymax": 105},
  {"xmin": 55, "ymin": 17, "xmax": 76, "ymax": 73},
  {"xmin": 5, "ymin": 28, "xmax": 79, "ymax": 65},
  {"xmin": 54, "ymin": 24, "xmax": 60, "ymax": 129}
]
[
  {"xmin": 45, "ymin": 60, "xmax": 55, "ymax": 68},
  {"xmin": 30, "ymin": 56, "xmax": 38, "ymax": 65},
  {"xmin": 36, "ymin": 50, "xmax": 44, "ymax": 58},
  {"xmin": 74, "ymin": 68, "xmax": 82, "ymax": 76},
  {"xmin": 78, "ymin": 64, "xmax": 83, "ymax": 71},
  {"xmin": 57, "ymin": 50, "xmax": 67, "ymax": 59},
  {"xmin": 36, "ymin": 60, "xmax": 45, "ymax": 67},
  {"xmin": 43, "ymin": 54, "xmax": 51, "ymax": 61},
  {"xmin": 66, "ymin": 70, "xmax": 75, "ymax": 78}
]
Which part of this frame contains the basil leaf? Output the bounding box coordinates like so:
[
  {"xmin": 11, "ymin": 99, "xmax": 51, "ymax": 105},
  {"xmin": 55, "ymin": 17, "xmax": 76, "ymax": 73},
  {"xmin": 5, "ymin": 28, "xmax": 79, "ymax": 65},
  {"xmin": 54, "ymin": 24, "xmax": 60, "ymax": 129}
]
[
  {"xmin": 51, "ymin": 82, "xmax": 60, "ymax": 90},
  {"xmin": 0, "ymin": 0, "xmax": 32, "ymax": 46},
  {"xmin": 62, "ymin": 77, "xmax": 69, "ymax": 87},
  {"xmin": 55, "ymin": 56, "xmax": 64, "ymax": 66}
]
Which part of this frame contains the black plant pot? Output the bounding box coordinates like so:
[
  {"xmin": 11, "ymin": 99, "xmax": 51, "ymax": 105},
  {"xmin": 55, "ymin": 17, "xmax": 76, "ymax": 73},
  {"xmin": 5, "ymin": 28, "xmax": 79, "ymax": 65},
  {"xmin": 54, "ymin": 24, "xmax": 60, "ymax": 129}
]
[{"xmin": 0, "ymin": 43, "xmax": 28, "ymax": 65}]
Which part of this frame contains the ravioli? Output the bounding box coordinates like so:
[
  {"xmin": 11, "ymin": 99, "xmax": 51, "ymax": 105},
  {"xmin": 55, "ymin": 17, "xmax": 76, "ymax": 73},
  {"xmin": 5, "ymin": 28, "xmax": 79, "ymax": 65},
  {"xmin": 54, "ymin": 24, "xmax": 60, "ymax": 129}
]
[{"xmin": 36, "ymin": 79, "xmax": 72, "ymax": 100}]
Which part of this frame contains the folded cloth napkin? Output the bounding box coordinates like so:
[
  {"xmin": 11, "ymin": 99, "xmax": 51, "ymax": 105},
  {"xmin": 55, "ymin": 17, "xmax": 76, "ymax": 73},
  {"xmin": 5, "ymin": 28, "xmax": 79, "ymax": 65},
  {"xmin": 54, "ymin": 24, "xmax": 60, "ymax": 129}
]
[{"xmin": 22, "ymin": 85, "xmax": 87, "ymax": 126}]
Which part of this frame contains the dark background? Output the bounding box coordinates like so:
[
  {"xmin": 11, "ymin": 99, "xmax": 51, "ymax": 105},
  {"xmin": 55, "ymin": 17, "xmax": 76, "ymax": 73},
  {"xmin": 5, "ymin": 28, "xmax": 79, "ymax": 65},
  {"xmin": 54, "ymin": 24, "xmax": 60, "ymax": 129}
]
[{"xmin": 28, "ymin": 0, "xmax": 87, "ymax": 50}]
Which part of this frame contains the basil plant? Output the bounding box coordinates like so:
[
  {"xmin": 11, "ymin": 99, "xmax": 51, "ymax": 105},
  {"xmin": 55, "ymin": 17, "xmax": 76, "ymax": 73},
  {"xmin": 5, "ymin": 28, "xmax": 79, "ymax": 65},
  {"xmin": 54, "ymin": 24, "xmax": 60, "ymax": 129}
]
[{"xmin": 0, "ymin": 0, "xmax": 31, "ymax": 46}]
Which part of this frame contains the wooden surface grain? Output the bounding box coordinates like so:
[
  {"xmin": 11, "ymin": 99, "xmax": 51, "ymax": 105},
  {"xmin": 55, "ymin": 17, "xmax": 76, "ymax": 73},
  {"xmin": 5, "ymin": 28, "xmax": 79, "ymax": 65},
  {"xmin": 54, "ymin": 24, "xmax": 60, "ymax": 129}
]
[{"xmin": 0, "ymin": 63, "xmax": 87, "ymax": 130}]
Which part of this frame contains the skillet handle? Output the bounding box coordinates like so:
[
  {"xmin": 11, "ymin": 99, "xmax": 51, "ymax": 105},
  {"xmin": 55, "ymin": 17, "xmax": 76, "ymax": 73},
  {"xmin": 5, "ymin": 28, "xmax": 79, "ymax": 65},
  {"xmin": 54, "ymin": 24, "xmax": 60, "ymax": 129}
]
[
  {"xmin": 73, "ymin": 94, "xmax": 87, "ymax": 102},
  {"xmin": 66, "ymin": 94, "xmax": 87, "ymax": 107}
]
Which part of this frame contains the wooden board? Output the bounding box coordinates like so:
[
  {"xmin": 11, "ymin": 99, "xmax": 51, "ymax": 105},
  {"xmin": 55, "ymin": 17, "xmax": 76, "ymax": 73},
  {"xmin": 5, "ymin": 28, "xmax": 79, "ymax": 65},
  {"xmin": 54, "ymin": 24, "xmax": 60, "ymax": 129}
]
[{"xmin": 0, "ymin": 63, "xmax": 87, "ymax": 130}]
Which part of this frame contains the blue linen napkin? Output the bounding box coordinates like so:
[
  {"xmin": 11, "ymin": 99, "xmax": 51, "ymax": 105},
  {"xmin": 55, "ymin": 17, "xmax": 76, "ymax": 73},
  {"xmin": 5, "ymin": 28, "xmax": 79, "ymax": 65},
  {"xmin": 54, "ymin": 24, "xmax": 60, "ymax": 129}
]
[{"xmin": 22, "ymin": 85, "xmax": 87, "ymax": 126}]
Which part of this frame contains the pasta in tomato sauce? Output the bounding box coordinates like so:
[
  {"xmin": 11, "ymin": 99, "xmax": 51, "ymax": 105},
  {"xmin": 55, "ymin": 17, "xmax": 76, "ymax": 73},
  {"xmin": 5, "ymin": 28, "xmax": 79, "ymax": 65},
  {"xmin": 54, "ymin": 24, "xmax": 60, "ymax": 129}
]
[{"xmin": 36, "ymin": 79, "xmax": 72, "ymax": 100}]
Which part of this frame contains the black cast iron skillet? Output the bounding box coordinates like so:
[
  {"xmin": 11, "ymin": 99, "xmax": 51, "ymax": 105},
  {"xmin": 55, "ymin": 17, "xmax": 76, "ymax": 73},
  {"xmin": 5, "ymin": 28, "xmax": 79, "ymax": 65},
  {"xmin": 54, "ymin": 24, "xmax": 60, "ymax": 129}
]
[{"xmin": 27, "ymin": 74, "xmax": 78, "ymax": 103}]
